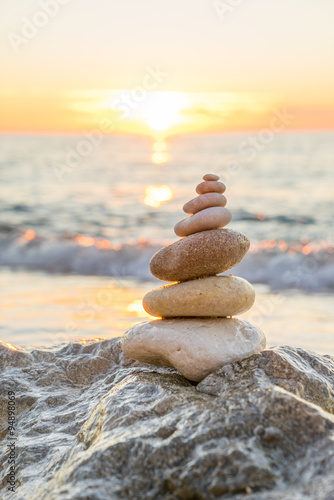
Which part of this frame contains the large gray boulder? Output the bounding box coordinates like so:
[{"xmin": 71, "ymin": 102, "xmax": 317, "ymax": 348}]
[{"xmin": 0, "ymin": 340, "xmax": 333, "ymax": 499}]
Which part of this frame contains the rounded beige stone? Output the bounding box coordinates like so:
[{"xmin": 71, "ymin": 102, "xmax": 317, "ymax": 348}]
[
  {"xmin": 183, "ymin": 192, "xmax": 227, "ymax": 214},
  {"xmin": 203, "ymin": 173, "xmax": 219, "ymax": 181},
  {"xmin": 149, "ymin": 228, "xmax": 250, "ymax": 282},
  {"xmin": 143, "ymin": 275, "xmax": 255, "ymax": 318},
  {"xmin": 121, "ymin": 318, "xmax": 266, "ymax": 382},
  {"xmin": 174, "ymin": 207, "xmax": 232, "ymax": 237},
  {"xmin": 196, "ymin": 181, "xmax": 226, "ymax": 195}
]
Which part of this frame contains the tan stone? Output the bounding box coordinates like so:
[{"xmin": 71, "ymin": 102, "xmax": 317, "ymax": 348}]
[
  {"xmin": 149, "ymin": 228, "xmax": 250, "ymax": 282},
  {"xmin": 203, "ymin": 173, "xmax": 219, "ymax": 181},
  {"xmin": 183, "ymin": 192, "xmax": 227, "ymax": 214},
  {"xmin": 121, "ymin": 318, "xmax": 266, "ymax": 382},
  {"xmin": 142, "ymin": 275, "xmax": 255, "ymax": 318},
  {"xmin": 196, "ymin": 181, "xmax": 226, "ymax": 195},
  {"xmin": 174, "ymin": 207, "xmax": 232, "ymax": 237}
]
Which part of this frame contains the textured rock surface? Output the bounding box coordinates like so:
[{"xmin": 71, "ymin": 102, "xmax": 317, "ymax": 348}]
[
  {"xmin": 150, "ymin": 228, "xmax": 250, "ymax": 282},
  {"xmin": 121, "ymin": 318, "xmax": 266, "ymax": 381},
  {"xmin": 174, "ymin": 207, "xmax": 232, "ymax": 237},
  {"xmin": 0, "ymin": 340, "xmax": 333, "ymax": 500},
  {"xmin": 142, "ymin": 275, "xmax": 255, "ymax": 318}
]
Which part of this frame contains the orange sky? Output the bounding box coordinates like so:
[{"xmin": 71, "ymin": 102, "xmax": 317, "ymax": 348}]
[{"xmin": 1, "ymin": 0, "xmax": 334, "ymax": 135}]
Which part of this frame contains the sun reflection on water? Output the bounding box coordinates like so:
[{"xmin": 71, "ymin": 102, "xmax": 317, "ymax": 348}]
[
  {"xmin": 151, "ymin": 139, "xmax": 169, "ymax": 164},
  {"xmin": 0, "ymin": 341, "xmax": 18, "ymax": 351},
  {"xmin": 23, "ymin": 229, "xmax": 36, "ymax": 241},
  {"xmin": 127, "ymin": 299, "xmax": 149, "ymax": 317},
  {"xmin": 142, "ymin": 185, "xmax": 173, "ymax": 207}
]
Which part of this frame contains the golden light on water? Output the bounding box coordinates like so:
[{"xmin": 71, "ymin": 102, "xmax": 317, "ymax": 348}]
[
  {"xmin": 143, "ymin": 185, "xmax": 173, "ymax": 207},
  {"xmin": 76, "ymin": 235, "xmax": 95, "ymax": 247},
  {"xmin": 153, "ymin": 140, "xmax": 167, "ymax": 152},
  {"xmin": 151, "ymin": 152, "xmax": 168, "ymax": 164},
  {"xmin": 302, "ymin": 244, "xmax": 312, "ymax": 255},
  {"xmin": 77, "ymin": 337, "xmax": 107, "ymax": 345},
  {"xmin": 151, "ymin": 139, "xmax": 169, "ymax": 164},
  {"xmin": 250, "ymin": 239, "xmax": 325, "ymax": 255},
  {"xmin": 1, "ymin": 341, "xmax": 18, "ymax": 351},
  {"xmin": 278, "ymin": 240, "xmax": 288, "ymax": 252},
  {"xmin": 127, "ymin": 300, "xmax": 148, "ymax": 317},
  {"xmin": 95, "ymin": 239, "xmax": 112, "ymax": 249},
  {"xmin": 23, "ymin": 229, "xmax": 36, "ymax": 241}
]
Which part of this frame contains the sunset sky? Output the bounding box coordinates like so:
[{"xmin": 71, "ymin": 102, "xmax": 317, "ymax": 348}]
[{"xmin": 1, "ymin": 0, "xmax": 334, "ymax": 135}]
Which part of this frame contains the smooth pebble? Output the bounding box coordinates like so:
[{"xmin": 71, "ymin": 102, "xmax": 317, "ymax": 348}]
[
  {"xmin": 183, "ymin": 192, "xmax": 226, "ymax": 214},
  {"xmin": 196, "ymin": 181, "xmax": 226, "ymax": 195},
  {"xmin": 121, "ymin": 318, "xmax": 266, "ymax": 382},
  {"xmin": 174, "ymin": 207, "xmax": 232, "ymax": 237},
  {"xmin": 150, "ymin": 228, "xmax": 250, "ymax": 282},
  {"xmin": 143, "ymin": 275, "xmax": 255, "ymax": 318},
  {"xmin": 203, "ymin": 174, "xmax": 219, "ymax": 181}
]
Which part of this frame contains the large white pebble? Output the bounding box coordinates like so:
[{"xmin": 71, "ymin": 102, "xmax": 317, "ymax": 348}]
[
  {"xmin": 174, "ymin": 207, "xmax": 232, "ymax": 237},
  {"xmin": 121, "ymin": 318, "xmax": 266, "ymax": 382}
]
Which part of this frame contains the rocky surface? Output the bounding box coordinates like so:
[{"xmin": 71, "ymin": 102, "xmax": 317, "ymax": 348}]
[{"xmin": 0, "ymin": 340, "xmax": 334, "ymax": 499}]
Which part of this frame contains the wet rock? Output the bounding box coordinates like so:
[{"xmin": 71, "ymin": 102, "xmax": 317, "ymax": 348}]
[{"xmin": 0, "ymin": 341, "xmax": 333, "ymax": 499}]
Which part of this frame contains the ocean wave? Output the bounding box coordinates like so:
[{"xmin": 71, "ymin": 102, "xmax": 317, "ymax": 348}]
[
  {"xmin": 233, "ymin": 210, "xmax": 316, "ymax": 225},
  {"xmin": 1, "ymin": 229, "xmax": 334, "ymax": 292}
]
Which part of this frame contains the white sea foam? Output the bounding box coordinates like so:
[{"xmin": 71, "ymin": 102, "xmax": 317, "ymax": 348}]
[{"xmin": 1, "ymin": 231, "xmax": 333, "ymax": 291}]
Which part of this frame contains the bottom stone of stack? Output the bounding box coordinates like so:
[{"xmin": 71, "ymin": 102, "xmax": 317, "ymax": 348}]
[{"xmin": 121, "ymin": 318, "xmax": 266, "ymax": 382}]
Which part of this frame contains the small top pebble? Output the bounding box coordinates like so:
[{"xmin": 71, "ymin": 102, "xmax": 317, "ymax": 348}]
[{"xmin": 203, "ymin": 173, "xmax": 219, "ymax": 181}]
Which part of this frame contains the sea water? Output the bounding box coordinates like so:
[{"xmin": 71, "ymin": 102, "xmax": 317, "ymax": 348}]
[{"xmin": 0, "ymin": 132, "xmax": 333, "ymax": 352}]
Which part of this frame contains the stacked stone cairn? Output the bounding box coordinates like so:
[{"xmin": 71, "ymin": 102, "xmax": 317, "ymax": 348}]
[{"xmin": 121, "ymin": 174, "xmax": 266, "ymax": 382}]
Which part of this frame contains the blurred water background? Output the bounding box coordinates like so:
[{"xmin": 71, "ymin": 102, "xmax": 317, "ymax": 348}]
[{"xmin": 1, "ymin": 131, "xmax": 333, "ymax": 352}]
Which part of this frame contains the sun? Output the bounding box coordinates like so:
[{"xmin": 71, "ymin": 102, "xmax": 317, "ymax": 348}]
[{"xmin": 142, "ymin": 92, "xmax": 188, "ymax": 131}]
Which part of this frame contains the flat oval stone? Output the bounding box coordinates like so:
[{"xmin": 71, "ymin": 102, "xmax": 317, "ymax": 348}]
[
  {"xmin": 121, "ymin": 318, "xmax": 266, "ymax": 382},
  {"xmin": 150, "ymin": 229, "xmax": 250, "ymax": 282},
  {"xmin": 143, "ymin": 275, "xmax": 255, "ymax": 318},
  {"xmin": 196, "ymin": 181, "xmax": 226, "ymax": 195},
  {"xmin": 174, "ymin": 207, "xmax": 232, "ymax": 237},
  {"xmin": 183, "ymin": 193, "xmax": 227, "ymax": 214},
  {"xmin": 203, "ymin": 173, "xmax": 219, "ymax": 181}
]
